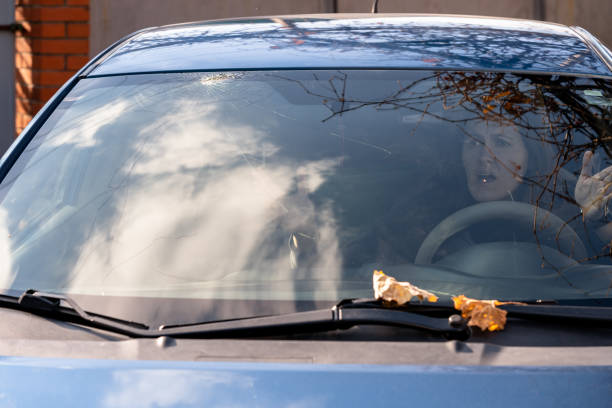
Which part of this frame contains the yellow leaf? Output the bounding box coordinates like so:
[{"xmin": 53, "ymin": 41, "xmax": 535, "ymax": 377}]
[
  {"xmin": 452, "ymin": 295, "xmax": 524, "ymax": 332},
  {"xmin": 494, "ymin": 90, "xmax": 512, "ymax": 100},
  {"xmin": 482, "ymin": 104, "xmax": 495, "ymax": 114},
  {"xmin": 372, "ymin": 270, "xmax": 438, "ymax": 304}
]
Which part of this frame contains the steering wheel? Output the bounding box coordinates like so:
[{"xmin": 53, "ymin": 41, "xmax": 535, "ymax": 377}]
[{"xmin": 415, "ymin": 201, "xmax": 587, "ymax": 266}]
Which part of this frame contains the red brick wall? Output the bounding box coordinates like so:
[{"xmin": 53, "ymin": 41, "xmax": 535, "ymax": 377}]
[{"xmin": 14, "ymin": 0, "xmax": 89, "ymax": 135}]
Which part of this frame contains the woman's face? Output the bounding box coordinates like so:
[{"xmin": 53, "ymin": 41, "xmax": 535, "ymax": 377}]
[{"xmin": 462, "ymin": 122, "xmax": 528, "ymax": 202}]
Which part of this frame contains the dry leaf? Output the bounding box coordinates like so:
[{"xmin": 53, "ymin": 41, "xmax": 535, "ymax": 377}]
[
  {"xmin": 494, "ymin": 90, "xmax": 512, "ymax": 100},
  {"xmin": 482, "ymin": 104, "xmax": 495, "ymax": 114},
  {"xmin": 452, "ymin": 295, "xmax": 525, "ymax": 332},
  {"xmin": 373, "ymin": 270, "xmax": 438, "ymax": 304},
  {"xmin": 372, "ymin": 271, "xmax": 524, "ymax": 332}
]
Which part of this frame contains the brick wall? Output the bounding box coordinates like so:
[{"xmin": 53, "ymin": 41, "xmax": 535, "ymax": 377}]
[{"xmin": 14, "ymin": 0, "xmax": 89, "ymax": 135}]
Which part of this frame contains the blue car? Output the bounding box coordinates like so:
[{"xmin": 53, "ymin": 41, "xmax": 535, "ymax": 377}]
[{"xmin": 1, "ymin": 14, "xmax": 612, "ymax": 406}]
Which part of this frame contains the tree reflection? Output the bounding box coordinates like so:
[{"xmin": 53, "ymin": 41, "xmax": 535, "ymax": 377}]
[{"xmin": 101, "ymin": 17, "xmax": 609, "ymax": 76}]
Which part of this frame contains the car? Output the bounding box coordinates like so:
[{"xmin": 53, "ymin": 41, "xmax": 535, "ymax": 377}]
[{"xmin": 1, "ymin": 13, "xmax": 612, "ymax": 406}]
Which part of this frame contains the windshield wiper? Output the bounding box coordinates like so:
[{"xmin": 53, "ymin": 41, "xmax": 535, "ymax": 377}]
[
  {"xmin": 3, "ymin": 291, "xmax": 471, "ymax": 340},
  {"xmin": 9, "ymin": 291, "xmax": 610, "ymax": 340}
]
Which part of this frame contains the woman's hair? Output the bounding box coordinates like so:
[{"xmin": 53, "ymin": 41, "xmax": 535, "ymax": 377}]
[
  {"xmin": 514, "ymin": 124, "xmax": 570, "ymax": 209},
  {"xmin": 523, "ymin": 133, "xmax": 555, "ymax": 179}
]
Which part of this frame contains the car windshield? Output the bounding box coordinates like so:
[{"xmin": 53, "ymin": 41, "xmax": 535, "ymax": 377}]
[{"xmin": 1, "ymin": 70, "xmax": 611, "ymax": 326}]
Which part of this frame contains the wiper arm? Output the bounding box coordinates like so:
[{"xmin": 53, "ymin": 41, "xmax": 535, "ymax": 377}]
[
  {"xmin": 3, "ymin": 292, "xmax": 471, "ymax": 340},
  {"xmin": 159, "ymin": 298, "xmax": 472, "ymax": 341},
  {"xmin": 4, "ymin": 289, "xmax": 150, "ymax": 333}
]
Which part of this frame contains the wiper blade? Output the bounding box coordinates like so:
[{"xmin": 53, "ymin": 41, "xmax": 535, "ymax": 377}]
[
  {"xmin": 407, "ymin": 297, "xmax": 612, "ymax": 325},
  {"xmin": 500, "ymin": 303, "xmax": 612, "ymax": 325}
]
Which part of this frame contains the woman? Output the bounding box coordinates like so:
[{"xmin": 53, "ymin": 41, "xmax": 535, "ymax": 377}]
[
  {"xmin": 462, "ymin": 120, "xmax": 610, "ymax": 227},
  {"xmin": 453, "ymin": 119, "xmax": 611, "ymax": 265},
  {"xmin": 422, "ymin": 120, "xmax": 580, "ymax": 267}
]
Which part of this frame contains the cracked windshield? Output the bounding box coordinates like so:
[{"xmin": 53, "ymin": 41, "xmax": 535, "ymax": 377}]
[{"xmin": 0, "ymin": 70, "xmax": 611, "ymax": 323}]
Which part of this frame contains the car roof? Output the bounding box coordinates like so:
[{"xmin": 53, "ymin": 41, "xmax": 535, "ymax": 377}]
[{"xmin": 87, "ymin": 14, "xmax": 612, "ymax": 78}]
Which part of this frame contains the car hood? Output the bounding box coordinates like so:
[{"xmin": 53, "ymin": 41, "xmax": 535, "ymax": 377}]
[{"xmin": 0, "ymin": 357, "xmax": 611, "ymax": 407}]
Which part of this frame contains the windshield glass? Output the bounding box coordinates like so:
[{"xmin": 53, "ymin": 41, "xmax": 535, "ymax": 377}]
[{"xmin": 1, "ymin": 70, "xmax": 611, "ymax": 325}]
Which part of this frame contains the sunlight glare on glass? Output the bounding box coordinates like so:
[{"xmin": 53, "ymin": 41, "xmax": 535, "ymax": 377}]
[{"xmin": 199, "ymin": 72, "xmax": 242, "ymax": 87}]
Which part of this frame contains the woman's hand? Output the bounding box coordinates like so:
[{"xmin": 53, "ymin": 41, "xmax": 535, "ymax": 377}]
[{"xmin": 575, "ymin": 150, "xmax": 612, "ymax": 220}]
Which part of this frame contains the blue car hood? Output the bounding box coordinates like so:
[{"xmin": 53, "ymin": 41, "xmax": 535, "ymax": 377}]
[{"xmin": 1, "ymin": 357, "xmax": 611, "ymax": 407}]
